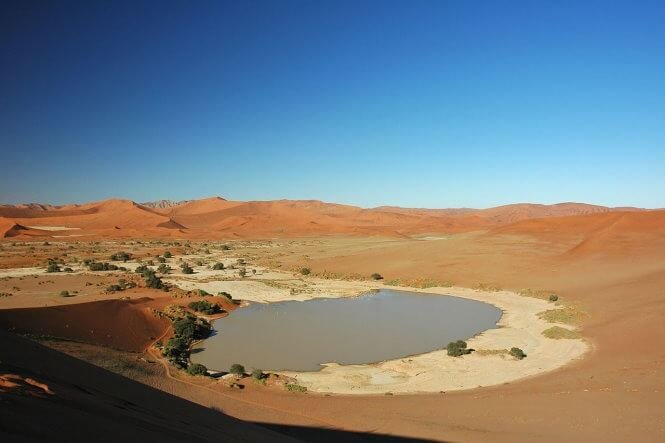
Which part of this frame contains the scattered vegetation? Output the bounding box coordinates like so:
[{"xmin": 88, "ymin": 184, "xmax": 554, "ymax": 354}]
[
  {"xmin": 162, "ymin": 316, "xmax": 211, "ymax": 365},
  {"xmin": 157, "ymin": 263, "xmax": 171, "ymax": 274},
  {"xmin": 446, "ymin": 340, "xmax": 471, "ymax": 357},
  {"xmin": 510, "ymin": 347, "xmax": 526, "ymax": 360},
  {"xmin": 542, "ymin": 326, "xmax": 582, "ymax": 339},
  {"xmin": 472, "ymin": 283, "xmax": 502, "ymax": 292}
]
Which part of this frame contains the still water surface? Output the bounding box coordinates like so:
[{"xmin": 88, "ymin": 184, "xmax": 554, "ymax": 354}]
[{"xmin": 191, "ymin": 289, "xmax": 501, "ymax": 372}]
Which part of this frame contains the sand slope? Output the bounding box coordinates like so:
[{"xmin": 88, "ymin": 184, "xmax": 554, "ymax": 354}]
[{"xmin": 0, "ymin": 197, "xmax": 654, "ymax": 239}]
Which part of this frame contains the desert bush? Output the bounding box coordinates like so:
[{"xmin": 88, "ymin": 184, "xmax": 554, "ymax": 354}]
[
  {"xmin": 181, "ymin": 263, "xmax": 194, "ymax": 274},
  {"xmin": 88, "ymin": 262, "xmax": 119, "ymax": 271},
  {"xmin": 221, "ymin": 244, "xmax": 231, "ymax": 250},
  {"xmin": 197, "ymin": 289, "xmax": 210, "ymax": 296},
  {"xmin": 212, "ymin": 262, "xmax": 225, "ymax": 270},
  {"xmin": 144, "ymin": 271, "xmax": 165, "ymax": 290},
  {"xmin": 59, "ymin": 290, "xmax": 73, "ymax": 297},
  {"xmin": 135, "ymin": 264, "xmax": 149, "ymax": 274},
  {"xmin": 63, "ymin": 267, "xmax": 73, "ymax": 273},
  {"xmin": 188, "ymin": 300, "xmax": 220, "ymax": 315},
  {"xmin": 110, "ymin": 251, "xmax": 132, "ymax": 261},
  {"xmin": 46, "ymin": 261, "xmax": 61, "ymax": 273},
  {"xmin": 548, "ymin": 294, "xmax": 559, "ymax": 302},
  {"xmin": 238, "ymin": 268, "xmax": 247, "ymax": 278},
  {"xmin": 187, "ymin": 363, "xmax": 208, "ymax": 376},
  {"xmin": 217, "ymin": 292, "xmax": 233, "ymax": 301},
  {"xmin": 252, "ymin": 369, "xmax": 264, "ymax": 380},
  {"xmin": 157, "ymin": 263, "xmax": 171, "ymax": 274},
  {"xmin": 446, "ymin": 340, "xmax": 470, "ymax": 357},
  {"xmin": 163, "ymin": 251, "xmax": 172, "ymax": 258},
  {"xmin": 510, "ymin": 347, "xmax": 526, "ymax": 360},
  {"xmin": 229, "ymin": 363, "xmax": 245, "ymax": 376},
  {"xmin": 300, "ymin": 267, "xmax": 311, "ymax": 276},
  {"xmin": 371, "ymin": 273, "xmax": 384, "ymax": 280},
  {"xmin": 107, "ymin": 284, "xmax": 123, "ymax": 293},
  {"xmin": 157, "ymin": 256, "xmax": 166, "ymax": 263}
]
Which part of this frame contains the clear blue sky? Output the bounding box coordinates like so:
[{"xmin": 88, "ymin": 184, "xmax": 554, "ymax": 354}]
[{"xmin": 1, "ymin": 0, "xmax": 664, "ymax": 208}]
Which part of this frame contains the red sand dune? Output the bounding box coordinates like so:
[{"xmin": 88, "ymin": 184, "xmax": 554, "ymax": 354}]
[
  {"xmin": 0, "ymin": 297, "xmax": 171, "ymax": 351},
  {"xmin": 0, "ymin": 197, "xmax": 655, "ymax": 239}
]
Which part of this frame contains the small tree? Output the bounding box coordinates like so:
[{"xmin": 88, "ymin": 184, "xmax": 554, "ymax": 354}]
[
  {"xmin": 252, "ymin": 369, "xmax": 264, "ymax": 380},
  {"xmin": 181, "ymin": 263, "xmax": 194, "ymax": 274},
  {"xmin": 371, "ymin": 273, "xmax": 384, "ymax": 281},
  {"xmin": 510, "ymin": 347, "xmax": 526, "ymax": 360},
  {"xmin": 548, "ymin": 294, "xmax": 559, "ymax": 302},
  {"xmin": 163, "ymin": 251, "xmax": 172, "ymax": 258},
  {"xmin": 229, "ymin": 364, "xmax": 245, "ymax": 376}
]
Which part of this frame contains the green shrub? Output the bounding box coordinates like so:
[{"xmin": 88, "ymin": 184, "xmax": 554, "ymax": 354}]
[
  {"xmin": 217, "ymin": 292, "xmax": 233, "ymax": 301},
  {"xmin": 510, "ymin": 347, "xmax": 526, "ymax": 360},
  {"xmin": 107, "ymin": 284, "xmax": 123, "ymax": 293},
  {"xmin": 371, "ymin": 273, "xmax": 384, "ymax": 281},
  {"xmin": 157, "ymin": 263, "xmax": 171, "ymax": 274},
  {"xmin": 144, "ymin": 270, "xmax": 165, "ymax": 290},
  {"xmin": 163, "ymin": 251, "xmax": 172, "ymax": 258},
  {"xmin": 157, "ymin": 256, "xmax": 166, "ymax": 263},
  {"xmin": 446, "ymin": 340, "xmax": 470, "ymax": 357},
  {"xmin": 252, "ymin": 369, "xmax": 264, "ymax": 380},
  {"xmin": 88, "ymin": 262, "xmax": 119, "ymax": 271},
  {"xmin": 188, "ymin": 300, "xmax": 220, "ymax": 315},
  {"xmin": 229, "ymin": 364, "xmax": 245, "ymax": 376},
  {"xmin": 187, "ymin": 363, "xmax": 208, "ymax": 376},
  {"xmin": 63, "ymin": 267, "xmax": 73, "ymax": 273},
  {"xmin": 181, "ymin": 263, "xmax": 194, "ymax": 274},
  {"xmin": 300, "ymin": 267, "xmax": 311, "ymax": 276},
  {"xmin": 212, "ymin": 262, "xmax": 225, "ymax": 270},
  {"xmin": 548, "ymin": 294, "xmax": 559, "ymax": 302}
]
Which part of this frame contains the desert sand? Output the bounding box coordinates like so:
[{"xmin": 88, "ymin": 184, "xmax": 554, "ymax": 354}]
[{"xmin": 1, "ymin": 197, "xmax": 665, "ymax": 442}]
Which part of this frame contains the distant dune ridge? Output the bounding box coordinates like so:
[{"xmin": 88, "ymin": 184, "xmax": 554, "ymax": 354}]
[{"xmin": 0, "ymin": 197, "xmax": 660, "ymax": 240}]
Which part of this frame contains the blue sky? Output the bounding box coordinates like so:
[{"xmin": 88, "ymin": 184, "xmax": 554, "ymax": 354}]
[{"xmin": 1, "ymin": 0, "xmax": 664, "ymax": 208}]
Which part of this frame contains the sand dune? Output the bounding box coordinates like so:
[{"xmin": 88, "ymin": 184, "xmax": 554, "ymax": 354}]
[{"xmin": 0, "ymin": 197, "xmax": 655, "ymax": 239}]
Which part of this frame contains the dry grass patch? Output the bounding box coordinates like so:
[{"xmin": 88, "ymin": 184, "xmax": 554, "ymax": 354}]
[
  {"xmin": 518, "ymin": 288, "xmax": 558, "ymax": 300},
  {"xmin": 538, "ymin": 306, "xmax": 586, "ymax": 325},
  {"xmin": 472, "ymin": 282, "xmax": 502, "ymax": 292},
  {"xmin": 542, "ymin": 326, "xmax": 582, "ymax": 339}
]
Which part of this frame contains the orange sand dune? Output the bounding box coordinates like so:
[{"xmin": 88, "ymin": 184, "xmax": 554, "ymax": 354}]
[
  {"xmin": 0, "ymin": 297, "xmax": 171, "ymax": 351},
  {"xmin": 0, "ymin": 197, "xmax": 653, "ymax": 239}
]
